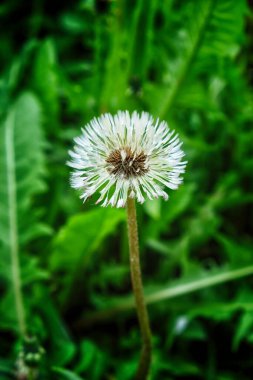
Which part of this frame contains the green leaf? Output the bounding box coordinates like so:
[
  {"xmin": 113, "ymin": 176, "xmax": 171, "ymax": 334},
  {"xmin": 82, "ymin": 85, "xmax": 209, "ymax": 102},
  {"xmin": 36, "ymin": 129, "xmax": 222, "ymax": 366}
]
[
  {"xmin": 51, "ymin": 208, "xmax": 125, "ymax": 270},
  {"xmin": 52, "ymin": 367, "xmax": 85, "ymax": 380},
  {"xmin": 233, "ymin": 312, "xmax": 253, "ymax": 351},
  {"xmin": 80, "ymin": 265, "xmax": 253, "ymax": 324},
  {"xmin": 50, "ymin": 208, "xmax": 125, "ymax": 303},
  {"xmin": 75, "ymin": 340, "xmax": 106, "ymax": 379},
  {"xmin": 217, "ymin": 234, "xmax": 252, "ymax": 266},
  {"xmin": 144, "ymin": 198, "xmax": 161, "ymax": 220},
  {"xmin": 159, "ymin": 358, "xmax": 200, "ymax": 376},
  {"xmin": 0, "ymin": 359, "xmax": 13, "ymax": 380},
  {"xmin": 0, "ymin": 92, "xmax": 46, "ymax": 333},
  {"xmin": 32, "ymin": 39, "xmax": 59, "ymax": 129},
  {"xmin": 146, "ymin": 266, "xmax": 253, "ymax": 306},
  {"xmin": 75, "ymin": 340, "xmax": 97, "ymax": 373},
  {"xmin": 156, "ymin": 0, "xmax": 247, "ymax": 118},
  {"xmin": 127, "ymin": 0, "xmax": 158, "ymax": 81},
  {"xmin": 37, "ymin": 293, "xmax": 76, "ymax": 366}
]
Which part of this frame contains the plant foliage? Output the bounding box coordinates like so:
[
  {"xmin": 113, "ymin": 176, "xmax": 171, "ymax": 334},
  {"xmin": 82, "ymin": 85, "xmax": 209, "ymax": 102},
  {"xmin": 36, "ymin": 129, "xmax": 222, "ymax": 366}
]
[{"xmin": 0, "ymin": 0, "xmax": 252, "ymax": 379}]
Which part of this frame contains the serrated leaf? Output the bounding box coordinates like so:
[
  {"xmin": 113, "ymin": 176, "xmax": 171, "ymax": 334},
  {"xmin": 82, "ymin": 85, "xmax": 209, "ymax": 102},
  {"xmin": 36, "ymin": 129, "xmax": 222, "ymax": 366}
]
[
  {"xmin": 0, "ymin": 92, "xmax": 46, "ymax": 332},
  {"xmin": 156, "ymin": 0, "xmax": 247, "ymax": 118}
]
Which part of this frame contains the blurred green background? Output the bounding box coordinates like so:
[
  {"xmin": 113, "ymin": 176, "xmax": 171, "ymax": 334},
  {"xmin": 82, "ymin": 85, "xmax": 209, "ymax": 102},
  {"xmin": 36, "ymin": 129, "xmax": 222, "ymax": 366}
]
[{"xmin": 0, "ymin": 0, "xmax": 253, "ymax": 379}]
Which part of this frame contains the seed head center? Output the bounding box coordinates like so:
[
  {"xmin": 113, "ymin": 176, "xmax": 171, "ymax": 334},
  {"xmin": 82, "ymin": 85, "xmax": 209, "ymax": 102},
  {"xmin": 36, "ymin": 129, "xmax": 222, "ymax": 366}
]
[{"xmin": 106, "ymin": 147, "xmax": 148, "ymax": 178}]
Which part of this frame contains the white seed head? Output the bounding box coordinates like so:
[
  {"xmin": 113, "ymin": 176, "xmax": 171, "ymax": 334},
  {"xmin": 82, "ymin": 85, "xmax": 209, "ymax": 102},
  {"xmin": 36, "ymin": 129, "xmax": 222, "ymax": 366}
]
[{"xmin": 67, "ymin": 111, "xmax": 187, "ymax": 208}]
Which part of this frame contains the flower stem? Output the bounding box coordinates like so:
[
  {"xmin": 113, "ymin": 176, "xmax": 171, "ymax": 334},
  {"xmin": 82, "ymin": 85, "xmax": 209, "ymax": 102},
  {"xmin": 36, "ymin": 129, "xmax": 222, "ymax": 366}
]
[{"xmin": 126, "ymin": 197, "xmax": 152, "ymax": 380}]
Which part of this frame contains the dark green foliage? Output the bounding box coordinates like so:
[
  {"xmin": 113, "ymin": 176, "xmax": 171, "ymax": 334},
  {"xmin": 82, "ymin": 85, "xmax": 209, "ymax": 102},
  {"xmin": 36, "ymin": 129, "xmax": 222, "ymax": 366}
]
[{"xmin": 0, "ymin": 0, "xmax": 253, "ymax": 379}]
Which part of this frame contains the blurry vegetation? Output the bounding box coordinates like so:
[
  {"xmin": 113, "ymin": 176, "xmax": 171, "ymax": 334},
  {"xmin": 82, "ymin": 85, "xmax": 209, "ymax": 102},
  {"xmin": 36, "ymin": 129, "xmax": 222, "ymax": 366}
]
[{"xmin": 0, "ymin": 0, "xmax": 253, "ymax": 379}]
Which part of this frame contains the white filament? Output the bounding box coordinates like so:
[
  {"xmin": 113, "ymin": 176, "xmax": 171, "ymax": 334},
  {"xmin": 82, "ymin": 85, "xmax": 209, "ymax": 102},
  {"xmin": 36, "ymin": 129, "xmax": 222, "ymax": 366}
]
[{"xmin": 67, "ymin": 111, "xmax": 187, "ymax": 208}]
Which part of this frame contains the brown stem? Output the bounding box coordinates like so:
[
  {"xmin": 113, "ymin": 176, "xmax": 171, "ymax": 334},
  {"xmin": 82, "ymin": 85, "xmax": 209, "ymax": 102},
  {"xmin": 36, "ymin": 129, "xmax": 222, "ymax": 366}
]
[{"xmin": 126, "ymin": 197, "xmax": 152, "ymax": 380}]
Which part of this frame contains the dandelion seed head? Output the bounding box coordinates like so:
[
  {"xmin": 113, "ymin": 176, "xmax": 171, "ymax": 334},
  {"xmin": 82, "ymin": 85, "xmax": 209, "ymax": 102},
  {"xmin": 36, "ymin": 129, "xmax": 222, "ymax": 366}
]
[
  {"xmin": 106, "ymin": 147, "xmax": 148, "ymax": 178},
  {"xmin": 67, "ymin": 111, "xmax": 187, "ymax": 208}
]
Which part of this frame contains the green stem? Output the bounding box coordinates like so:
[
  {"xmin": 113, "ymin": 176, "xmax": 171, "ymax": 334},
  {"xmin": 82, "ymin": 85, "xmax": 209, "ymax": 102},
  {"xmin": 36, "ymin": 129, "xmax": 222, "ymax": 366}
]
[
  {"xmin": 126, "ymin": 197, "xmax": 152, "ymax": 380},
  {"xmin": 5, "ymin": 110, "xmax": 26, "ymax": 336}
]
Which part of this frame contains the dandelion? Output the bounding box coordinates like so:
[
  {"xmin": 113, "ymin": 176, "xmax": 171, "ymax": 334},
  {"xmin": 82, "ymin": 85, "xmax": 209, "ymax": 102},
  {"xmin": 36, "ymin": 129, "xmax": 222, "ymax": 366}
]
[
  {"xmin": 68, "ymin": 111, "xmax": 187, "ymax": 380},
  {"xmin": 68, "ymin": 111, "xmax": 186, "ymax": 208}
]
